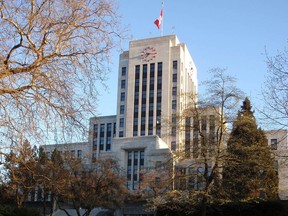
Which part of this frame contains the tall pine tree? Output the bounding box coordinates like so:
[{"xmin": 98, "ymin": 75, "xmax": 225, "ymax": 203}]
[{"xmin": 223, "ymin": 97, "xmax": 278, "ymax": 201}]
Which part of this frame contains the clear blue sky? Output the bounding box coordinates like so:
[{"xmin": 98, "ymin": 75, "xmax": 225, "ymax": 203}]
[{"xmin": 97, "ymin": 0, "xmax": 288, "ymax": 118}]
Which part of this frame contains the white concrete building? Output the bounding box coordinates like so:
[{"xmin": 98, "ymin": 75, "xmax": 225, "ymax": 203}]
[
  {"xmin": 265, "ymin": 129, "xmax": 288, "ymax": 200},
  {"xmin": 41, "ymin": 35, "xmax": 288, "ymax": 201},
  {"xmin": 41, "ymin": 142, "xmax": 90, "ymax": 164},
  {"xmin": 88, "ymin": 115, "xmax": 117, "ymax": 159},
  {"xmin": 115, "ymin": 35, "xmax": 197, "ymax": 150},
  {"xmin": 85, "ymin": 35, "xmax": 198, "ymax": 190}
]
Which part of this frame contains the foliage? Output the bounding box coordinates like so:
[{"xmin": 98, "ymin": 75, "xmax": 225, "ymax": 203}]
[
  {"xmin": 3, "ymin": 139, "xmax": 38, "ymax": 208},
  {"xmin": 0, "ymin": 205, "xmax": 41, "ymax": 216},
  {"xmin": 223, "ymin": 98, "xmax": 278, "ymax": 201},
  {"xmin": 0, "ymin": 185, "xmax": 14, "ymax": 205},
  {"xmin": 153, "ymin": 190, "xmax": 199, "ymax": 216},
  {"xmin": 0, "ymin": 0, "xmax": 125, "ymax": 143},
  {"xmin": 155, "ymin": 200, "xmax": 287, "ymax": 216}
]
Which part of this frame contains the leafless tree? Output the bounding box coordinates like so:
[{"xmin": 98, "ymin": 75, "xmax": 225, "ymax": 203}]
[
  {"xmin": 262, "ymin": 46, "xmax": 288, "ymax": 128},
  {"xmin": 0, "ymin": 0, "xmax": 125, "ymax": 143},
  {"xmin": 154, "ymin": 68, "xmax": 244, "ymax": 216},
  {"xmin": 63, "ymin": 157, "xmax": 128, "ymax": 216}
]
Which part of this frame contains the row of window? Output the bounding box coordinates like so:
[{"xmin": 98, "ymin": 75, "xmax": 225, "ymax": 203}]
[
  {"xmin": 45, "ymin": 150, "xmax": 82, "ymax": 158},
  {"xmin": 127, "ymin": 150, "xmax": 145, "ymax": 190},
  {"xmin": 170, "ymin": 61, "xmax": 178, "ymax": 150},
  {"xmin": 93, "ymin": 122, "xmax": 116, "ymax": 151},
  {"xmin": 133, "ymin": 63, "xmax": 162, "ymax": 137},
  {"xmin": 118, "ymin": 66, "xmax": 127, "ymax": 137}
]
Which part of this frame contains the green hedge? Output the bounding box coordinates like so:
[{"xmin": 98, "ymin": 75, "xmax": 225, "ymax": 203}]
[
  {"xmin": 156, "ymin": 200, "xmax": 288, "ymax": 216},
  {"xmin": 0, "ymin": 205, "xmax": 41, "ymax": 216}
]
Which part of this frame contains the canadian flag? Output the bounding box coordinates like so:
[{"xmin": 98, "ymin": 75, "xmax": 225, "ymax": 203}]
[{"xmin": 154, "ymin": 2, "xmax": 163, "ymax": 29}]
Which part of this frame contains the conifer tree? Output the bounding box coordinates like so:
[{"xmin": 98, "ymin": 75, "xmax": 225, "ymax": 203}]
[{"xmin": 223, "ymin": 97, "xmax": 278, "ymax": 200}]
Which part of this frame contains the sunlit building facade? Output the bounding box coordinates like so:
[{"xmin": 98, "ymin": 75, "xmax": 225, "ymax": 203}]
[{"xmin": 42, "ymin": 35, "xmax": 288, "ymax": 202}]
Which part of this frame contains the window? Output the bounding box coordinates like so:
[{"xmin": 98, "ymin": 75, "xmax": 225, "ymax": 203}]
[
  {"xmin": 157, "ymin": 62, "xmax": 162, "ymax": 76},
  {"xmin": 120, "ymin": 105, "xmax": 125, "ymax": 114},
  {"xmin": 135, "ymin": 65, "xmax": 140, "ymax": 77},
  {"xmin": 172, "ymin": 115, "xmax": 177, "ymax": 124},
  {"xmin": 93, "ymin": 124, "xmax": 98, "ymax": 138},
  {"xmin": 185, "ymin": 117, "xmax": 191, "ymax": 127},
  {"xmin": 171, "ymin": 126, "xmax": 176, "ymax": 137},
  {"xmin": 141, "ymin": 104, "xmax": 146, "ymax": 113},
  {"xmin": 156, "ymin": 102, "xmax": 161, "ymax": 110},
  {"xmin": 143, "ymin": 64, "xmax": 147, "ymax": 72},
  {"xmin": 149, "ymin": 103, "xmax": 154, "ymax": 112},
  {"xmin": 113, "ymin": 123, "xmax": 116, "ymax": 137},
  {"xmin": 134, "ymin": 104, "xmax": 139, "ymax": 113},
  {"xmin": 172, "ymin": 86, "xmax": 177, "ymax": 96},
  {"xmin": 119, "ymin": 131, "xmax": 124, "ymax": 137},
  {"xmin": 120, "ymin": 92, "xmax": 125, "ymax": 101},
  {"xmin": 135, "ymin": 79, "xmax": 139, "ymax": 88},
  {"xmin": 150, "ymin": 63, "xmax": 155, "ymax": 77},
  {"xmin": 120, "ymin": 118, "xmax": 124, "ymax": 127},
  {"xmin": 274, "ymin": 160, "xmax": 279, "ymax": 174},
  {"xmin": 100, "ymin": 124, "xmax": 105, "ymax": 133},
  {"xmin": 134, "ymin": 91, "xmax": 139, "ymax": 100},
  {"xmin": 127, "ymin": 150, "xmax": 144, "ymax": 190},
  {"xmin": 150, "ymin": 77, "xmax": 154, "ymax": 85},
  {"xmin": 201, "ymin": 116, "xmax": 207, "ymax": 131},
  {"xmin": 209, "ymin": 115, "xmax": 215, "ymax": 134},
  {"xmin": 197, "ymin": 167, "xmax": 204, "ymax": 189},
  {"xmin": 77, "ymin": 150, "xmax": 82, "ymax": 158},
  {"xmin": 171, "ymin": 141, "xmax": 176, "ymax": 151},
  {"xmin": 93, "ymin": 124, "xmax": 98, "ymax": 132},
  {"xmin": 121, "ymin": 67, "xmax": 126, "ymax": 76},
  {"xmin": 107, "ymin": 123, "xmax": 112, "ymax": 132},
  {"xmin": 142, "ymin": 91, "xmax": 147, "ymax": 100},
  {"xmin": 173, "ymin": 60, "xmax": 177, "ymax": 69},
  {"xmin": 172, "ymin": 100, "xmax": 177, "ymax": 110},
  {"xmin": 135, "ymin": 91, "xmax": 140, "ymax": 98},
  {"xmin": 107, "ymin": 136, "xmax": 112, "ymax": 144},
  {"xmin": 106, "ymin": 137, "xmax": 111, "ymax": 151},
  {"xmin": 173, "ymin": 73, "xmax": 177, "ymax": 82},
  {"xmin": 271, "ymin": 139, "xmax": 277, "ymax": 150},
  {"xmin": 121, "ymin": 80, "xmax": 126, "ymax": 89}
]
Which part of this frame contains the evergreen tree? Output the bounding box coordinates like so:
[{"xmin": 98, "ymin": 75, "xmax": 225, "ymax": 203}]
[
  {"xmin": 223, "ymin": 97, "xmax": 278, "ymax": 201},
  {"xmin": 4, "ymin": 139, "xmax": 38, "ymax": 207}
]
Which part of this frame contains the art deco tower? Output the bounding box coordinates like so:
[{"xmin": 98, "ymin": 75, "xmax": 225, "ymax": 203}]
[{"xmin": 116, "ymin": 35, "xmax": 198, "ymax": 150}]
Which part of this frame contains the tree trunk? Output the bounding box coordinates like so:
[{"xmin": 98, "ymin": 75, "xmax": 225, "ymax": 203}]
[
  {"xmin": 200, "ymin": 196, "xmax": 207, "ymax": 216},
  {"xmin": 49, "ymin": 195, "xmax": 57, "ymax": 216}
]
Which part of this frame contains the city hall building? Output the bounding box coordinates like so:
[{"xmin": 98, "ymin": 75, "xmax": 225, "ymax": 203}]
[
  {"xmin": 86, "ymin": 34, "xmax": 198, "ymax": 190},
  {"xmin": 42, "ymin": 35, "xmax": 288, "ymax": 201}
]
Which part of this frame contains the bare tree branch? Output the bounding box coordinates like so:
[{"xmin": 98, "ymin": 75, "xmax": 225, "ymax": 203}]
[{"xmin": 0, "ymin": 0, "xmax": 126, "ymax": 143}]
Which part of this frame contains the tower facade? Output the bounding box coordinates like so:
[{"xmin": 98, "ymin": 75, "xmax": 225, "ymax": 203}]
[{"xmin": 116, "ymin": 35, "xmax": 198, "ymax": 150}]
